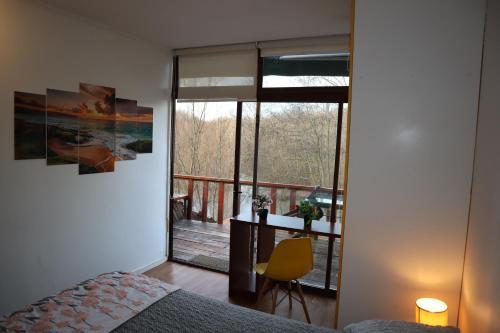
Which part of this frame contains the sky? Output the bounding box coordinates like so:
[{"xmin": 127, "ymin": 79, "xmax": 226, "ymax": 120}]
[
  {"xmin": 136, "ymin": 106, "xmax": 153, "ymax": 123},
  {"xmin": 79, "ymin": 83, "xmax": 115, "ymax": 118},
  {"xmin": 116, "ymin": 98, "xmax": 137, "ymax": 120},
  {"xmin": 14, "ymin": 91, "xmax": 45, "ymax": 112},
  {"xmin": 46, "ymin": 89, "xmax": 87, "ymax": 116},
  {"xmin": 44, "ymin": 87, "xmax": 152, "ymax": 123}
]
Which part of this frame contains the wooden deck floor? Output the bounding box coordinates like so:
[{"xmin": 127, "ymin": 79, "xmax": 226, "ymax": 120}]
[{"xmin": 172, "ymin": 219, "xmax": 340, "ymax": 289}]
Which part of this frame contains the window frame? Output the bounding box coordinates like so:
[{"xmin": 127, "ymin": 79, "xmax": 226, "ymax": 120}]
[
  {"xmin": 258, "ymin": 54, "xmax": 349, "ymax": 103},
  {"xmin": 255, "ymin": 52, "xmax": 348, "ymax": 293},
  {"xmin": 169, "ymin": 50, "xmax": 348, "ymax": 295}
]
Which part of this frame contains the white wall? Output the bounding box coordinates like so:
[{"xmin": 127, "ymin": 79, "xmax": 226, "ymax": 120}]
[
  {"xmin": 458, "ymin": 1, "xmax": 500, "ymax": 332},
  {"xmin": 0, "ymin": 0, "xmax": 170, "ymax": 315},
  {"xmin": 338, "ymin": 0, "xmax": 485, "ymax": 327}
]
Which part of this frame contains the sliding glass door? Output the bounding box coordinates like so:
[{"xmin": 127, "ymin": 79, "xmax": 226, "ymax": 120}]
[
  {"xmin": 254, "ymin": 102, "xmax": 347, "ymax": 290},
  {"xmin": 170, "ymin": 101, "xmax": 238, "ymax": 272},
  {"xmin": 251, "ymin": 52, "xmax": 349, "ymax": 292},
  {"xmin": 169, "ymin": 101, "xmax": 257, "ymax": 273}
]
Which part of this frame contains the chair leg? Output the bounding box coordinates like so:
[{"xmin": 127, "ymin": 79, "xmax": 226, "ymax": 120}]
[
  {"xmin": 257, "ymin": 277, "xmax": 271, "ymax": 306},
  {"xmin": 296, "ymin": 281, "xmax": 311, "ymax": 324},
  {"xmin": 287, "ymin": 281, "xmax": 293, "ymax": 310},
  {"xmin": 271, "ymin": 283, "xmax": 279, "ymax": 314}
]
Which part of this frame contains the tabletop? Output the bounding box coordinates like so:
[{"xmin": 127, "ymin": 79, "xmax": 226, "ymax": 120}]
[{"xmin": 230, "ymin": 212, "xmax": 342, "ymax": 238}]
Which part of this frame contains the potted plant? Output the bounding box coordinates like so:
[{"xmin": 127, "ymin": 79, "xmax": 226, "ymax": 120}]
[
  {"xmin": 252, "ymin": 194, "xmax": 272, "ymax": 220},
  {"xmin": 298, "ymin": 199, "xmax": 324, "ymax": 230}
]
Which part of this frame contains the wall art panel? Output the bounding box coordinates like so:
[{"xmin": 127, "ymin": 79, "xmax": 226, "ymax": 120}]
[{"xmin": 14, "ymin": 91, "xmax": 46, "ymax": 160}]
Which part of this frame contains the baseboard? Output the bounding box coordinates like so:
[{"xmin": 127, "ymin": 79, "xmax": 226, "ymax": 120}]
[{"xmin": 132, "ymin": 256, "xmax": 167, "ymax": 274}]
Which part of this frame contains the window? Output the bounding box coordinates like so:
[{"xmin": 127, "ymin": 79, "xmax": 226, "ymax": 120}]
[
  {"xmin": 262, "ymin": 54, "xmax": 349, "ymax": 88},
  {"xmin": 169, "ymin": 36, "xmax": 349, "ymax": 294}
]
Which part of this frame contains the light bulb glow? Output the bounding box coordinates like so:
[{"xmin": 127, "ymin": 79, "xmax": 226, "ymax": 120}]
[{"xmin": 415, "ymin": 298, "xmax": 448, "ymax": 326}]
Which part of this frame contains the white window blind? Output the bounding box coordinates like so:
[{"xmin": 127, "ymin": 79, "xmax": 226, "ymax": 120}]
[{"xmin": 176, "ymin": 45, "xmax": 258, "ymax": 101}]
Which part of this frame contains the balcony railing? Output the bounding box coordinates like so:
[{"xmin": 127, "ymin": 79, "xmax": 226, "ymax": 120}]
[{"xmin": 172, "ymin": 174, "xmax": 343, "ymax": 224}]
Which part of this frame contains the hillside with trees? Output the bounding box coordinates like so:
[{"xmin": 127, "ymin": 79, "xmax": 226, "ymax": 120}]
[{"xmin": 173, "ymin": 101, "xmax": 347, "ymax": 220}]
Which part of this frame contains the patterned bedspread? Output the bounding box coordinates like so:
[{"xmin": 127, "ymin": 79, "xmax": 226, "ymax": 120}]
[{"xmin": 0, "ymin": 272, "xmax": 178, "ymax": 333}]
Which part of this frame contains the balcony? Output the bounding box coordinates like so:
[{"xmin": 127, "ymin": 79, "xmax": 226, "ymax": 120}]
[{"xmin": 170, "ymin": 174, "xmax": 342, "ymax": 290}]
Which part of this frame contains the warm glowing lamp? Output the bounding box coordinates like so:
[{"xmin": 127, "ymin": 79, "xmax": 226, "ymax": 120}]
[{"xmin": 415, "ymin": 298, "xmax": 448, "ymax": 326}]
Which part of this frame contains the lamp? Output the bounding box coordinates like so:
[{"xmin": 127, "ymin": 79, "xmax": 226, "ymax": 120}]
[{"xmin": 415, "ymin": 298, "xmax": 448, "ymax": 326}]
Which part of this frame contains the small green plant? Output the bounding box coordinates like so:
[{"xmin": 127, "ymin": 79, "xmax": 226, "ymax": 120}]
[
  {"xmin": 253, "ymin": 194, "xmax": 272, "ymax": 219},
  {"xmin": 298, "ymin": 199, "xmax": 324, "ymax": 226},
  {"xmin": 252, "ymin": 194, "xmax": 272, "ymax": 211}
]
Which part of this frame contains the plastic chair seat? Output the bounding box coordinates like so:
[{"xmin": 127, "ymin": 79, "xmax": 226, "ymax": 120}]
[
  {"xmin": 255, "ymin": 237, "xmax": 313, "ymax": 282},
  {"xmin": 255, "ymin": 263, "xmax": 268, "ymax": 276},
  {"xmin": 254, "ymin": 237, "xmax": 313, "ymax": 324}
]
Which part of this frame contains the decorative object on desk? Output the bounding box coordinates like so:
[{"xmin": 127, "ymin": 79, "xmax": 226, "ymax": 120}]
[
  {"xmin": 415, "ymin": 297, "xmax": 448, "ymax": 326},
  {"xmin": 253, "ymin": 193, "xmax": 272, "ymax": 220},
  {"xmin": 298, "ymin": 199, "xmax": 324, "ymax": 230}
]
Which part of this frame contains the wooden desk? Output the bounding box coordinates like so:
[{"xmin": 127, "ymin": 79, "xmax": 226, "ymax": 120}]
[{"xmin": 229, "ymin": 212, "xmax": 341, "ymax": 298}]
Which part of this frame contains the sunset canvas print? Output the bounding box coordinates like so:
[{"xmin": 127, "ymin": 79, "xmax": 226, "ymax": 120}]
[
  {"xmin": 46, "ymin": 89, "xmax": 84, "ymax": 165},
  {"xmin": 115, "ymin": 98, "xmax": 138, "ymax": 160},
  {"xmin": 131, "ymin": 106, "xmax": 153, "ymax": 154},
  {"xmin": 14, "ymin": 91, "xmax": 46, "ymax": 160},
  {"xmin": 78, "ymin": 83, "xmax": 116, "ymax": 174},
  {"xmin": 14, "ymin": 81, "xmax": 153, "ymax": 175}
]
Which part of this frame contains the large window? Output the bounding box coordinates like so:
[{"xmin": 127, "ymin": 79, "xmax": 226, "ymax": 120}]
[{"xmin": 169, "ymin": 38, "xmax": 349, "ymax": 293}]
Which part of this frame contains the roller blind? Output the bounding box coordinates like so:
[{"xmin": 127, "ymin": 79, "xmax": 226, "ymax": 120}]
[
  {"xmin": 258, "ymin": 35, "xmax": 349, "ymax": 57},
  {"xmin": 177, "ymin": 46, "xmax": 258, "ymax": 101},
  {"xmin": 174, "ymin": 35, "xmax": 349, "ymax": 100}
]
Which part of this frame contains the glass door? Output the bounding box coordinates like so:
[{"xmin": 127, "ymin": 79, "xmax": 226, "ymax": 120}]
[
  {"xmin": 254, "ymin": 102, "xmax": 347, "ymax": 290},
  {"xmin": 251, "ymin": 51, "xmax": 350, "ymax": 292},
  {"xmin": 170, "ymin": 101, "xmax": 239, "ymax": 273}
]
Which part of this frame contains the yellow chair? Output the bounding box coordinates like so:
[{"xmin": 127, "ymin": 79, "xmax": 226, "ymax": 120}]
[{"xmin": 255, "ymin": 237, "xmax": 313, "ymax": 323}]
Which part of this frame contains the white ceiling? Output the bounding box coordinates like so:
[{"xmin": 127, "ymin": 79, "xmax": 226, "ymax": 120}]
[{"xmin": 41, "ymin": 0, "xmax": 351, "ymax": 50}]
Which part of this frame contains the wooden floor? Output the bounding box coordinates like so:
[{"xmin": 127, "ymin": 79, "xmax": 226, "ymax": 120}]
[
  {"xmin": 172, "ymin": 218, "xmax": 340, "ymax": 289},
  {"xmin": 145, "ymin": 261, "xmax": 337, "ymax": 329}
]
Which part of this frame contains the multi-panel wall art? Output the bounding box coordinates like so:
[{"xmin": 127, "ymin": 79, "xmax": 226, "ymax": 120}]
[{"xmin": 14, "ymin": 83, "xmax": 154, "ymax": 175}]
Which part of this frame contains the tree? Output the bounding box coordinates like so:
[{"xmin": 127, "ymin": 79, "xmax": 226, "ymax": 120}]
[{"xmin": 173, "ymin": 77, "xmax": 349, "ymax": 220}]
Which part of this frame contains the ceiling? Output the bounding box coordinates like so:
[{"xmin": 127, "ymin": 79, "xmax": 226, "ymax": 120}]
[{"xmin": 41, "ymin": 0, "xmax": 351, "ymax": 50}]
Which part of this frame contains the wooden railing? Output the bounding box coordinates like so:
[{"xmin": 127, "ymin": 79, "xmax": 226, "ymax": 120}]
[{"xmin": 172, "ymin": 174, "xmax": 343, "ymax": 224}]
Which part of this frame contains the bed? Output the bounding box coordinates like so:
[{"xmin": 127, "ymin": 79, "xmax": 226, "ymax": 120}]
[
  {"xmin": 0, "ymin": 272, "xmax": 338, "ymax": 333},
  {"xmin": 0, "ymin": 272, "xmax": 459, "ymax": 333}
]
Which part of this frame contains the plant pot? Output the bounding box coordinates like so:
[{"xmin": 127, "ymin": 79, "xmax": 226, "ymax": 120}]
[
  {"xmin": 303, "ymin": 217, "xmax": 312, "ymax": 230},
  {"xmin": 257, "ymin": 208, "xmax": 268, "ymax": 221}
]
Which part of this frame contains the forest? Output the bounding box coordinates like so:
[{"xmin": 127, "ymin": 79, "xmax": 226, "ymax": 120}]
[{"xmin": 173, "ymin": 99, "xmax": 348, "ymax": 221}]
